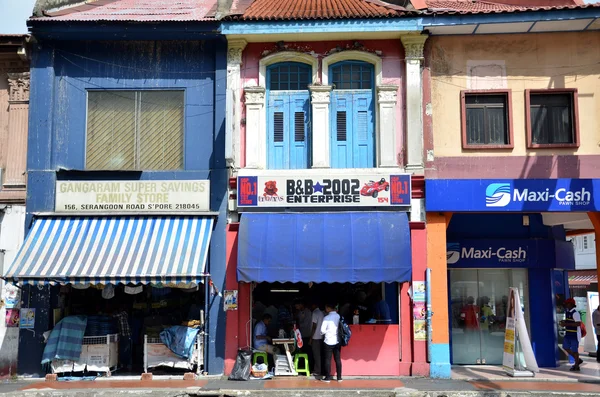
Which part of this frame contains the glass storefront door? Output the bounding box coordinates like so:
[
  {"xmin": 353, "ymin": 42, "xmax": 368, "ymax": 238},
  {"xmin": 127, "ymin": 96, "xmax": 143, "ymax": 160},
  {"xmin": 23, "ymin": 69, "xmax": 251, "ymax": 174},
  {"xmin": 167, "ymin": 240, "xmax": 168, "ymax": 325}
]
[{"xmin": 449, "ymin": 268, "xmax": 529, "ymax": 365}]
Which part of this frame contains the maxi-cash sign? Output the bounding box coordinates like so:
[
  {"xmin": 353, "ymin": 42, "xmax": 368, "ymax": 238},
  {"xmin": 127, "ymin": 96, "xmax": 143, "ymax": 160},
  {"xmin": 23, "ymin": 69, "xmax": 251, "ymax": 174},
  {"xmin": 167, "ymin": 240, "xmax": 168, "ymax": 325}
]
[
  {"xmin": 55, "ymin": 180, "xmax": 210, "ymax": 212},
  {"xmin": 237, "ymin": 174, "xmax": 411, "ymax": 208}
]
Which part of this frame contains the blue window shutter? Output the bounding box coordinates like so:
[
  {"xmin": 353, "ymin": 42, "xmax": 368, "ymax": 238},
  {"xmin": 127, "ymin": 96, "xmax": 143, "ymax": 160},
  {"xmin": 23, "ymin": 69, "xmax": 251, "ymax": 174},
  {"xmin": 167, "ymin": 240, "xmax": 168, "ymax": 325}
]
[
  {"xmin": 353, "ymin": 92, "xmax": 375, "ymax": 168},
  {"xmin": 289, "ymin": 93, "xmax": 310, "ymax": 169},
  {"xmin": 331, "ymin": 92, "xmax": 352, "ymax": 168},
  {"xmin": 268, "ymin": 95, "xmax": 287, "ymax": 169}
]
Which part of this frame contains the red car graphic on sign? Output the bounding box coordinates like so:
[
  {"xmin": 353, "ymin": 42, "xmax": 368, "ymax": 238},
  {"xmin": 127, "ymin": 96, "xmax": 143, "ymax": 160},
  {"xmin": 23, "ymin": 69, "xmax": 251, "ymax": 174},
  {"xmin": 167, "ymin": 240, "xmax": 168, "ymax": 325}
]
[{"xmin": 360, "ymin": 178, "xmax": 389, "ymax": 198}]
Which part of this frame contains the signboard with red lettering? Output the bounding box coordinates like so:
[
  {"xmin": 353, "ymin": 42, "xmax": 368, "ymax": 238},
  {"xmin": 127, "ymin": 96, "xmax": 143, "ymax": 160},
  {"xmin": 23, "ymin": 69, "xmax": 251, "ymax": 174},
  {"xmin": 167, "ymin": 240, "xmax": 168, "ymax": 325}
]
[{"xmin": 237, "ymin": 174, "xmax": 411, "ymax": 208}]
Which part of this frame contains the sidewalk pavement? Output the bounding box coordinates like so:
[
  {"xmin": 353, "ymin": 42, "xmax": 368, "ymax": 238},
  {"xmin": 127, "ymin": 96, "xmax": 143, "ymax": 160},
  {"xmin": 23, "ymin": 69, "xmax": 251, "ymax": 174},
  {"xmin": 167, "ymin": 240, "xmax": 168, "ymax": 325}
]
[{"xmin": 2, "ymin": 357, "xmax": 600, "ymax": 396}]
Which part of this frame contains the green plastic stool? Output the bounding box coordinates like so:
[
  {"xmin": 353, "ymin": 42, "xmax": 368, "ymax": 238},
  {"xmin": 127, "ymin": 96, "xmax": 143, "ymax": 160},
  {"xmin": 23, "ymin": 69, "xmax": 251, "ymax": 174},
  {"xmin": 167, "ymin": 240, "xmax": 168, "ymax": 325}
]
[
  {"xmin": 294, "ymin": 353, "xmax": 310, "ymax": 376},
  {"xmin": 253, "ymin": 351, "xmax": 268, "ymax": 365}
]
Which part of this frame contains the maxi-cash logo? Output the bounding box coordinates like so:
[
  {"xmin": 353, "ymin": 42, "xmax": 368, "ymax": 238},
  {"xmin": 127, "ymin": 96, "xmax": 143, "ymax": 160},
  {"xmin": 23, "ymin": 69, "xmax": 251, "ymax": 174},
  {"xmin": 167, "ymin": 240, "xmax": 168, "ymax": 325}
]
[{"xmin": 485, "ymin": 183, "xmax": 512, "ymax": 208}]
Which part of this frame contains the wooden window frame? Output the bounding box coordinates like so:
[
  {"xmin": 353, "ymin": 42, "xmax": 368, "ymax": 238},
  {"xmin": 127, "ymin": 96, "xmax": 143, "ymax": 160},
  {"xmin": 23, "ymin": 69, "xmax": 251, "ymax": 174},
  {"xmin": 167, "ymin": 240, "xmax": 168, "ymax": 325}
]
[
  {"xmin": 460, "ymin": 89, "xmax": 514, "ymax": 150},
  {"xmin": 525, "ymin": 88, "xmax": 580, "ymax": 149}
]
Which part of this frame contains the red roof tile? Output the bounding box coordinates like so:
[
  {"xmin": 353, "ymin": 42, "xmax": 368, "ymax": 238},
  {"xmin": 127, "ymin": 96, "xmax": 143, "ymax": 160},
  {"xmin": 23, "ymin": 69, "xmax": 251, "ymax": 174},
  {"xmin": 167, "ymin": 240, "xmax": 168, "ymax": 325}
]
[
  {"xmin": 422, "ymin": 0, "xmax": 600, "ymax": 14},
  {"xmin": 235, "ymin": 0, "xmax": 409, "ymax": 20},
  {"xmin": 32, "ymin": 0, "xmax": 218, "ymax": 22}
]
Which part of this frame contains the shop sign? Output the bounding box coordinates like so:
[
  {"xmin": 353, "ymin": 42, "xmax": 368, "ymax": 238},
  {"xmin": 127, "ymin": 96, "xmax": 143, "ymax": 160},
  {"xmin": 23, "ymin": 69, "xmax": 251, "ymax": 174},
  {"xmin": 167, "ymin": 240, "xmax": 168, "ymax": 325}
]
[
  {"xmin": 426, "ymin": 179, "xmax": 599, "ymax": 212},
  {"xmin": 237, "ymin": 174, "xmax": 411, "ymax": 208},
  {"xmin": 55, "ymin": 180, "xmax": 210, "ymax": 213},
  {"xmin": 447, "ymin": 242, "xmax": 528, "ymax": 266}
]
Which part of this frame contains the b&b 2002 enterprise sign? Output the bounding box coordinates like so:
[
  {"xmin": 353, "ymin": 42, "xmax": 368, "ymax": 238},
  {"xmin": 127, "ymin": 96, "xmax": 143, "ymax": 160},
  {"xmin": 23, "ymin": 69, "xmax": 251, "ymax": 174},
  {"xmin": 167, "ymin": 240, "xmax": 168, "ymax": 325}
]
[
  {"xmin": 237, "ymin": 174, "xmax": 411, "ymax": 208},
  {"xmin": 55, "ymin": 180, "xmax": 210, "ymax": 212}
]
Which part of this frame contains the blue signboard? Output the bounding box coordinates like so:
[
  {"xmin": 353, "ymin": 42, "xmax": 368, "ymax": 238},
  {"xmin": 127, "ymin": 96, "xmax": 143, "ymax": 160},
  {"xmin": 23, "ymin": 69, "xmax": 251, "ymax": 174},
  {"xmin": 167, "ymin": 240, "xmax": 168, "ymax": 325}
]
[
  {"xmin": 447, "ymin": 239, "xmax": 574, "ymax": 270},
  {"xmin": 426, "ymin": 179, "xmax": 600, "ymax": 212}
]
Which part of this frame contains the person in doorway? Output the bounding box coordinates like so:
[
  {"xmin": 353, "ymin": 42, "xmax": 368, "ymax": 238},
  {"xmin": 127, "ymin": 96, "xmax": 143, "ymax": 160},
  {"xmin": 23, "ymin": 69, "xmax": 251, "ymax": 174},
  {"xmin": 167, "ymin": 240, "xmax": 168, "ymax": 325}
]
[
  {"xmin": 112, "ymin": 305, "xmax": 132, "ymax": 372},
  {"xmin": 320, "ymin": 303, "xmax": 342, "ymax": 383},
  {"xmin": 593, "ymin": 305, "xmax": 600, "ymax": 363},
  {"xmin": 460, "ymin": 296, "xmax": 480, "ymax": 331},
  {"xmin": 479, "ymin": 296, "xmax": 495, "ymax": 332},
  {"xmin": 310, "ymin": 301, "xmax": 325, "ymax": 377},
  {"xmin": 560, "ymin": 298, "xmax": 583, "ymax": 371},
  {"xmin": 294, "ymin": 300, "xmax": 313, "ymax": 366},
  {"xmin": 254, "ymin": 313, "xmax": 279, "ymax": 357}
]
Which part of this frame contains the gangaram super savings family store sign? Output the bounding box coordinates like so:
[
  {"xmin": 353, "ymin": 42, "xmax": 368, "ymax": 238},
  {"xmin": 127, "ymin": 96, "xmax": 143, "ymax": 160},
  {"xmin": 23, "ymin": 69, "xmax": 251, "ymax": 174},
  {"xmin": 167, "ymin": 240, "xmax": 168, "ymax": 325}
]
[
  {"xmin": 237, "ymin": 173, "xmax": 411, "ymax": 208},
  {"xmin": 55, "ymin": 180, "xmax": 210, "ymax": 212}
]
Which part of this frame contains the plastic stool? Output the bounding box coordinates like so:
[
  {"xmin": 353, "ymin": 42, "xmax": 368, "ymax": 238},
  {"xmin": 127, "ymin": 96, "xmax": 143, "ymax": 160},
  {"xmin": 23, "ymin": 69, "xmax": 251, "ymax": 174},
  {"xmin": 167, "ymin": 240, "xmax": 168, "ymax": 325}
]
[
  {"xmin": 253, "ymin": 351, "xmax": 268, "ymax": 365},
  {"xmin": 294, "ymin": 353, "xmax": 310, "ymax": 376}
]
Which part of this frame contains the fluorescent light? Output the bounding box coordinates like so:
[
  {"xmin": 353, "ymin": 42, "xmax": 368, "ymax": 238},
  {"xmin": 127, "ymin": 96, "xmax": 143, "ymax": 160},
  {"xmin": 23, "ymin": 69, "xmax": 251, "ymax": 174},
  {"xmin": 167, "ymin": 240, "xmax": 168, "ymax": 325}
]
[{"xmin": 270, "ymin": 289, "xmax": 300, "ymax": 293}]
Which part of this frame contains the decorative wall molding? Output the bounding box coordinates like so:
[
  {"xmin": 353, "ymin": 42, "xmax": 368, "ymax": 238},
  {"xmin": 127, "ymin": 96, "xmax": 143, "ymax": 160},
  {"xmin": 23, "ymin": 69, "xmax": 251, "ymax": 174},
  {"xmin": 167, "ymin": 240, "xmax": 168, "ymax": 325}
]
[
  {"xmin": 321, "ymin": 50, "xmax": 383, "ymax": 86},
  {"xmin": 7, "ymin": 72, "xmax": 30, "ymax": 102},
  {"xmin": 377, "ymin": 85, "xmax": 398, "ymax": 104},
  {"xmin": 258, "ymin": 51, "xmax": 318, "ymax": 87},
  {"xmin": 401, "ymin": 35, "xmax": 428, "ymax": 62},
  {"xmin": 244, "ymin": 86, "xmax": 265, "ymax": 104},
  {"xmin": 309, "ymin": 85, "xmax": 332, "ymax": 103},
  {"xmin": 227, "ymin": 39, "xmax": 247, "ymax": 65}
]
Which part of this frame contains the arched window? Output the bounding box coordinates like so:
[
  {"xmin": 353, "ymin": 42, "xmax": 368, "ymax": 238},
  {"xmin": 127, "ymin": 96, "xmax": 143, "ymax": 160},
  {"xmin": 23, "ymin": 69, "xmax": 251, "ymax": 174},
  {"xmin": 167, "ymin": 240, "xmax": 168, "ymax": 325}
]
[
  {"xmin": 266, "ymin": 62, "xmax": 311, "ymax": 169},
  {"xmin": 330, "ymin": 61, "xmax": 375, "ymax": 168}
]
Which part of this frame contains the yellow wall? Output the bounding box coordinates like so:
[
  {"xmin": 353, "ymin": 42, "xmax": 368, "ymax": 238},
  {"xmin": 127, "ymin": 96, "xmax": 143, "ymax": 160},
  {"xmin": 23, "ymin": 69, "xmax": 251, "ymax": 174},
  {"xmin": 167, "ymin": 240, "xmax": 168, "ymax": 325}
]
[{"xmin": 429, "ymin": 32, "xmax": 600, "ymax": 157}]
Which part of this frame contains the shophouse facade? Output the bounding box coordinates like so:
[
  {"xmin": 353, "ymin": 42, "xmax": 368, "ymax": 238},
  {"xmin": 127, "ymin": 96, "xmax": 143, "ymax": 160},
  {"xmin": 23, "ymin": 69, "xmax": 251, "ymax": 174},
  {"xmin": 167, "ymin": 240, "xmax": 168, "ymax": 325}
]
[
  {"xmin": 222, "ymin": 0, "xmax": 435, "ymax": 377},
  {"xmin": 3, "ymin": 2, "xmax": 229, "ymax": 376},
  {"xmin": 421, "ymin": 1, "xmax": 600, "ymax": 373},
  {"xmin": 0, "ymin": 34, "xmax": 29, "ymax": 378}
]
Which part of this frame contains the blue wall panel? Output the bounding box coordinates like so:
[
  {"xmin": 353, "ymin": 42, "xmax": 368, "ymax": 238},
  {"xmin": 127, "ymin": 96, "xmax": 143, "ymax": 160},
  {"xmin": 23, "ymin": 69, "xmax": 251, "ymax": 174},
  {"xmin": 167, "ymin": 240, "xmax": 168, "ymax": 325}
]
[{"xmin": 528, "ymin": 268, "xmax": 559, "ymax": 368}]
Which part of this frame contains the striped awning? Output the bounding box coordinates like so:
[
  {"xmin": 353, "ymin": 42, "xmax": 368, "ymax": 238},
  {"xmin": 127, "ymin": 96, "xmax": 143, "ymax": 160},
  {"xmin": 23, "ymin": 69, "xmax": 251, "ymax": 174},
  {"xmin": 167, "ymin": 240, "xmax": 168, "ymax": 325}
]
[{"xmin": 3, "ymin": 216, "xmax": 214, "ymax": 286}]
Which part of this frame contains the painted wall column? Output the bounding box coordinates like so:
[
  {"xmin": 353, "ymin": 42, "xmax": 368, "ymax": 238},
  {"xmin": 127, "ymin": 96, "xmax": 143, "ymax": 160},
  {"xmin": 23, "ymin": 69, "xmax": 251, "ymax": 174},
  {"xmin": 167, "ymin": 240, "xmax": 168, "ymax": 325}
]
[
  {"xmin": 401, "ymin": 35, "xmax": 427, "ymax": 174},
  {"xmin": 225, "ymin": 40, "xmax": 247, "ymax": 168},
  {"xmin": 244, "ymin": 86, "xmax": 266, "ymax": 169},
  {"xmin": 4, "ymin": 72, "xmax": 29, "ymax": 190},
  {"xmin": 426, "ymin": 212, "xmax": 451, "ymax": 378},
  {"xmin": 377, "ymin": 84, "xmax": 399, "ymax": 168},
  {"xmin": 308, "ymin": 85, "xmax": 332, "ymax": 168}
]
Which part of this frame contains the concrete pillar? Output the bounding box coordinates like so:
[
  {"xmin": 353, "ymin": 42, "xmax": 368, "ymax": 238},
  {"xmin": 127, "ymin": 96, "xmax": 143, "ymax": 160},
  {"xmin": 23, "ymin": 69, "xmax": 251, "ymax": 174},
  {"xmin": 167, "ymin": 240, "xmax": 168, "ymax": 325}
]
[
  {"xmin": 426, "ymin": 212, "xmax": 451, "ymax": 378},
  {"xmin": 401, "ymin": 35, "xmax": 428, "ymax": 174},
  {"xmin": 4, "ymin": 72, "xmax": 29, "ymax": 189},
  {"xmin": 377, "ymin": 85, "xmax": 399, "ymax": 168},
  {"xmin": 225, "ymin": 40, "xmax": 247, "ymax": 168},
  {"xmin": 244, "ymin": 86, "xmax": 266, "ymax": 169},
  {"xmin": 308, "ymin": 85, "xmax": 332, "ymax": 168}
]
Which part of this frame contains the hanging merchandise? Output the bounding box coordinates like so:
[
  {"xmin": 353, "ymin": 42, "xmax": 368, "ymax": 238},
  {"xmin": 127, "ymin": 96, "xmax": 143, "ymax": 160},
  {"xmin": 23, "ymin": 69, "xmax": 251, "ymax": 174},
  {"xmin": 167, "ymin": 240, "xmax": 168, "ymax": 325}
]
[
  {"xmin": 101, "ymin": 284, "xmax": 115, "ymax": 299},
  {"xmin": 125, "ymin": 285, "xmax": 143, "ymax": 295},
  {"xmin": 72, "ymin": 283, "xmax": 90, "ymax": 290},
  {"xmin": 3, "ymin": 283, "xmax": 20, "ymax": 309},
  {"xmin": 294, "ymin": 324, "xmax": 303, "ymax": 348}
]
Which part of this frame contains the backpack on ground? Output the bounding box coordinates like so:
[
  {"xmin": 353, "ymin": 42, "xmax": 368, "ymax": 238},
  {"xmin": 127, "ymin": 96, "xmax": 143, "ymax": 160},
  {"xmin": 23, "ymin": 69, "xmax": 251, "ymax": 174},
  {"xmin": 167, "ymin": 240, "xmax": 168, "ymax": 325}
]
[{"xmin": 338, "ymin": 316, "xmax": 352, "ymax": 347}]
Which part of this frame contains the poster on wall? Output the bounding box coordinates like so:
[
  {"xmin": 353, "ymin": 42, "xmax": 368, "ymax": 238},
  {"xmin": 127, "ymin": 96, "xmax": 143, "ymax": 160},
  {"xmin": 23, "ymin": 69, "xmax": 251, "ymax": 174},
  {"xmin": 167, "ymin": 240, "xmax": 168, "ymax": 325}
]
[
  {"xmin": 224, "ymin": 290, "xmax": 238, "ymax": 311},
  {"xmin": 237, "ymin": 173, "xmax": 411, "ymax": 208},
  {"xmin": 584, "ymin": 291, "xmax": 599, "ymax": 354},
  {"xmin": 502, "ymin": 287, "xmax": 538, "ymax": 377},
  {"xmin": 5, "ymin": 309, "xmax": 20, "ymax": 328},
  {"xmin": 19, "ymin": 308, "xmax": 35, "ymax": 329},
  {"xmin": 55, "ymin": 180, "xmax": 211, "ymax": 213},
  {"xmin": 3, "ymin": 283, "xmax": 20, "ymax": 309}
]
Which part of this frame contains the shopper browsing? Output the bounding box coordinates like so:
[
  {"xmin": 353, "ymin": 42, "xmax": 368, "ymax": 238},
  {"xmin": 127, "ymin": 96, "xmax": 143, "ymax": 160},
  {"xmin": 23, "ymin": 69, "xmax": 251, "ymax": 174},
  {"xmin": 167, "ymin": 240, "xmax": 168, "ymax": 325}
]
[
  {"xmin": 560, "ymin": 298, "xmax": 583, "ymax": 371},
  {"xmin": 320, "ymin": 303, "xmax": 342, "ymax": 383},
  {"xmin": 310, "ymin": 301, "xmax": 325, "ymax": 377}
]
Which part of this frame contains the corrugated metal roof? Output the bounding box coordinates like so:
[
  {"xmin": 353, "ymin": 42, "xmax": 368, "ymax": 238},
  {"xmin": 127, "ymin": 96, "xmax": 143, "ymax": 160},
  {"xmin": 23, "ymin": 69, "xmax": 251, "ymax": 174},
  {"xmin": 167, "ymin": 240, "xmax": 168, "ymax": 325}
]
[
  {"xmin": 234, "ymin": 0, "xmax": 410, "ymax": 20},
  {"xmin": 422, "ymin": 0, "xmax": 600, "ymax": 15},
  {"xmin": 31, "ymin": 0, "xmax": 218, "ymax": 22},
  {"xmin": 569, "ymin": 270, "xmax": 598, "ymax": 286}
]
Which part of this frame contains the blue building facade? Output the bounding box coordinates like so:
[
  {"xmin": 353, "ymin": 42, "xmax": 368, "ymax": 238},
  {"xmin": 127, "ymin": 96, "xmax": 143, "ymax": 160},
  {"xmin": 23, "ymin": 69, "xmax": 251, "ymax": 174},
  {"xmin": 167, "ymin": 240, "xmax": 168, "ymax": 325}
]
[{"xmin": 15, "ymin": 21, "xmax": 228, "ymax": 376}]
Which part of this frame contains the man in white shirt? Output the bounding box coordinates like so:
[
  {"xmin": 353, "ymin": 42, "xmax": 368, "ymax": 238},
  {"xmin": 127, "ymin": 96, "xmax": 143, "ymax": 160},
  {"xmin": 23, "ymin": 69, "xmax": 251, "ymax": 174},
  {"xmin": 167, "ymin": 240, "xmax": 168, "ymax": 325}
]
[
  {"xmin": 559, "ymin": 298, "xmax": 582, "ymax": 371},
  {"xmin": 593, "ymin": 305, "xmax": 600, "ymax": 363},
  {"xmin": 310, "ymin": 301, "xmax": 325, "ymax": 376},
  {"xmin": 320, "ymin": 302, "xmax": 342, "ymax": 382}
]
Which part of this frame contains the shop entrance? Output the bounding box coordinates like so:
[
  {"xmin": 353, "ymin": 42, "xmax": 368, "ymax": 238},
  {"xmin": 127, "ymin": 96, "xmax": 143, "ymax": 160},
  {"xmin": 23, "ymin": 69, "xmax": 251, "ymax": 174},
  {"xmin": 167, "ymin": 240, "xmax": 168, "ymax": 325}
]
[{"xmin": 449, "ymin": 269, "xmax": 529, "ymax": 365}]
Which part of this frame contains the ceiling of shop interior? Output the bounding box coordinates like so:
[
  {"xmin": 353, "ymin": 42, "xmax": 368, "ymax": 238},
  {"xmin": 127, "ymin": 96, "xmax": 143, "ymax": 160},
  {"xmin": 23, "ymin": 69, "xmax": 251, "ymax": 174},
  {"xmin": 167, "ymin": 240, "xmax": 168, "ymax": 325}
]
[{"xmin": 542, "ymin": 213, "xmax": 593, "ymax": 232}]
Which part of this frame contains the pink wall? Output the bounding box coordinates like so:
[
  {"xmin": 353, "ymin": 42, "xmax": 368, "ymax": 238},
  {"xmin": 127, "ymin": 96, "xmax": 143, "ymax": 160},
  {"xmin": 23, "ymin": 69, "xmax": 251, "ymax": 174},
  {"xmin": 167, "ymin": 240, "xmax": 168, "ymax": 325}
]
[
  {"xmin": 239, "ymin": 40, "xmax": 406, "ymax": 168},
  {"xmin": 410, "ymin": 223, "xmax": 429, "ymax": 376}
]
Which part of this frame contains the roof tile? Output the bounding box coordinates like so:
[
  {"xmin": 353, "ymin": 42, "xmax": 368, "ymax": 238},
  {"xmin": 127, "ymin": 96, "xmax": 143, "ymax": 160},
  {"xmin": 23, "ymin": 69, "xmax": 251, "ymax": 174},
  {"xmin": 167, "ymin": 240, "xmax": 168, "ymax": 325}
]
[
  {"xmin": 32, "ymin": 0, "xmax": 218, "ymax": 22},
  {"xmin": 423, "ymin": 0, "xmax": 600, "ymax": 14}
]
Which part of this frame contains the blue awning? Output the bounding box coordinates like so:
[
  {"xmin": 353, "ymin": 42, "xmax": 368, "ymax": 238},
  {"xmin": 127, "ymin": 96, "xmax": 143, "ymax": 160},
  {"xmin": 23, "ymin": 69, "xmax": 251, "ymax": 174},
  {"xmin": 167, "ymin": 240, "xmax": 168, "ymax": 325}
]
[
  {"xmin": 3, "ymin": 216, "xmax": 214, "ymax": 285},
  {"xmin": 238, "ymin": 212, "xmax": 411, "ymax": 283}
]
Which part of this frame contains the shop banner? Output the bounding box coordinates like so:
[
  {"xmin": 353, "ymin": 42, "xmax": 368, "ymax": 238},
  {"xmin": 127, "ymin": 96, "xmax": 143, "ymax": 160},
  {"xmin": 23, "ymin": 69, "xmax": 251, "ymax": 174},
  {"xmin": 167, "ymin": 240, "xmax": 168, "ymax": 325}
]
[
  {"xmin": 237, "ymin": 174, "xmax": 411, "ymax": 208},
  {"xmin": 446, "ymin": 240, "xmax": 575, "ymax": 270},
  {"xmin": 426, "ymin": 179, "xmax": 600, "ymax": 212},
  {"xmin": 584, "ymin": 291, "xmax": 599, "ymax": 354},
  {"xmin": 502, "ymin": 288, "xmax": 538, "ymax": 376},
  {"xmin": 55, "ymin": 180, "xmax": 210, "ymax": 213}
]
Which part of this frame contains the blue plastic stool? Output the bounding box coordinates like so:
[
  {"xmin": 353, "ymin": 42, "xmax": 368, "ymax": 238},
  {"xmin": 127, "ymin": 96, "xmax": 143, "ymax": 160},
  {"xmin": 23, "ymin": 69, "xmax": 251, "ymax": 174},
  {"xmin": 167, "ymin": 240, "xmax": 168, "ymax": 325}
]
[{"xmin": 294, "ymin": 353, "xmax": 310, "ymax": 376}]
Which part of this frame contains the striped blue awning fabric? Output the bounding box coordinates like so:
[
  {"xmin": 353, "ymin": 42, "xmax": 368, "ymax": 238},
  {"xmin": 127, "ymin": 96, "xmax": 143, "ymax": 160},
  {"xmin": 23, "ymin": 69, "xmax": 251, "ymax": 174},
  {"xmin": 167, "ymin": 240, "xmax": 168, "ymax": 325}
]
[{"xmin": 3, "ymin": 216, "xmax": 214, "ymax": 286}]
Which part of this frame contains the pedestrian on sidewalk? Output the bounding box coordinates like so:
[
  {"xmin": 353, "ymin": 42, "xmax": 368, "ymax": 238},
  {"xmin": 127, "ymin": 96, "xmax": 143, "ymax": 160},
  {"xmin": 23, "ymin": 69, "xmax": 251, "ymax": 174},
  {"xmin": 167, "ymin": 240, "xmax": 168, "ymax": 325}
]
[
  {"xmin": 593, "ymin": 304, "xmax": 600, "ymax": 363},
  {"xmin": 310, "ymin": 301, "xmax": 324, "ymax": 377},
  {"xmin": 320, "ymin": 302, "xmax": 342, "ymax": 383},
  {"xmin": 560, "ymin": 298, "xmax": 583, "ymax": 371}
]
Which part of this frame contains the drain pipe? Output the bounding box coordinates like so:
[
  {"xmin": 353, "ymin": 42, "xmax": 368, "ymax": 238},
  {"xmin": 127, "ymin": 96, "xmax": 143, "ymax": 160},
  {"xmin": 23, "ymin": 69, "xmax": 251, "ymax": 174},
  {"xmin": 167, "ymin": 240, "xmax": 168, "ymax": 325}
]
[{"xmin": 426, "ymin": 267, "xmax": 433, "ymax": 363}]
